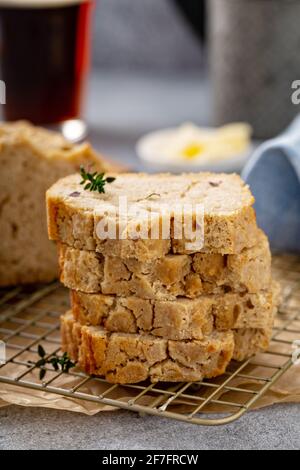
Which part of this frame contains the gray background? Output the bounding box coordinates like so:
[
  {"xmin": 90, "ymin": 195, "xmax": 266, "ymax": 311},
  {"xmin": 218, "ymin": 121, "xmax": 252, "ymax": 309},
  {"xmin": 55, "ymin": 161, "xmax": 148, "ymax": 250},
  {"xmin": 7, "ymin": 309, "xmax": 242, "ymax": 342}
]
[
  {"xmin": 85, "ymin": 0, "xmax": 208, "ymax": 169},
  {"xmin": 92, "ymin": 0, "xmax": 203, "ymax": 71}
]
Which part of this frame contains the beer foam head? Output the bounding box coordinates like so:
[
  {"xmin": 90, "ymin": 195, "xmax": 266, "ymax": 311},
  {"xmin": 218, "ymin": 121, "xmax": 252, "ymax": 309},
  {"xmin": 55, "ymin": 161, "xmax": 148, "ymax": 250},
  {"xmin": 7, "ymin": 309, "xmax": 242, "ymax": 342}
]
[{"xmin": 0, "ymin": 0, "xmax": 89, "ymax": 8}]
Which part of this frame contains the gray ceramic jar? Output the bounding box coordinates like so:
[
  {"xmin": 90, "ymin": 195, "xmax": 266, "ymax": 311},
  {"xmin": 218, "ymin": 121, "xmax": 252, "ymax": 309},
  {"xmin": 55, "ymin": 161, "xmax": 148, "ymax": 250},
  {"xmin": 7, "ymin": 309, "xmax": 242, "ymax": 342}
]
[{"xmin": 209, "ymin": 0, "xmax": 300, "ymax": 138}]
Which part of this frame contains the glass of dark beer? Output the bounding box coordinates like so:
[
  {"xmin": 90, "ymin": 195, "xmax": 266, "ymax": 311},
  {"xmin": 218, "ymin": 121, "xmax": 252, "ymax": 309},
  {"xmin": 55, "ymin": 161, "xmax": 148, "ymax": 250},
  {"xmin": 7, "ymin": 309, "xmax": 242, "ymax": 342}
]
[{"xmin": 0, "ymin": 0, "xmax": 94, "ymax": 139}]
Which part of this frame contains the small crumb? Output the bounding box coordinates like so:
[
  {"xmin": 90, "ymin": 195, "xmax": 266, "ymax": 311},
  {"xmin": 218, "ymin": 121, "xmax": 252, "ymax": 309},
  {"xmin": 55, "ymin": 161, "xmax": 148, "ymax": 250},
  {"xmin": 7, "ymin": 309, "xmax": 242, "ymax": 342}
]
[
  {"xmin": 209, "ymin": 181, "xmax": 222, "ymax": 187},
  {"xmin": 69, "ymin": 191, "xmax": 81, "ymax": 197}
]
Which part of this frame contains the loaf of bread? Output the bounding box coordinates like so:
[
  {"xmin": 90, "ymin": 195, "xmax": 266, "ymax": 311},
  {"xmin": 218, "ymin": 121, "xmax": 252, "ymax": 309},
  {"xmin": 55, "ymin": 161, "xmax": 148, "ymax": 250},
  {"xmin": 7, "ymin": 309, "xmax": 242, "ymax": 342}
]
[
  {"xmin": 58, "ymin": 230, "xmax": 271, "ymax": 299},
  {"xmin": 61, "ymin": 311, "xmax": 273, "ymax": 383},
  {"xmin": 70, "ymin": 284, "xmax": 276, "ymax": 340},
  {"xmin": 0, "ymin": 121, "xmax": 107, "ymax": 286},
  {"xmin": 47, "ymin": 172, "xmax": 257, "ymax": 259}
]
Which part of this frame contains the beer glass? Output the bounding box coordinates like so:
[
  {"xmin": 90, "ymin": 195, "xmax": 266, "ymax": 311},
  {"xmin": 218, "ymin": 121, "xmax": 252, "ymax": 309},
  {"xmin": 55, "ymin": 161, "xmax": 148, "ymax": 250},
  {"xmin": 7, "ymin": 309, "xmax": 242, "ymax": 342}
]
[{"xmin": 0, "ymin": 0, "xmax": 94, "ymax": 140}]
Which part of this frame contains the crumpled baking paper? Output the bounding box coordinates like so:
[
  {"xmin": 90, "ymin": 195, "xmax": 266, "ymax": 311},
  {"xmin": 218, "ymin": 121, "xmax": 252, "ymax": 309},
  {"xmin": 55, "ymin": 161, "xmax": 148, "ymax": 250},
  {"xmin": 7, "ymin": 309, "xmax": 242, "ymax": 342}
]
[{"xmin": 0, "ymin": 345, "xmax": 299, "ymax": 416}]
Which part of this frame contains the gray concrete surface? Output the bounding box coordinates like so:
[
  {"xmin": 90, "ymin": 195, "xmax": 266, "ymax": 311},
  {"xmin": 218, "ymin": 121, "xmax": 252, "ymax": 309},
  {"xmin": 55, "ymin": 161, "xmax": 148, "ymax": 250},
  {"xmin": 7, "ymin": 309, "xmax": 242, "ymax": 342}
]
[{"xmin": 0, "ymin": 404, "xmax": 299, "ymax": 450}]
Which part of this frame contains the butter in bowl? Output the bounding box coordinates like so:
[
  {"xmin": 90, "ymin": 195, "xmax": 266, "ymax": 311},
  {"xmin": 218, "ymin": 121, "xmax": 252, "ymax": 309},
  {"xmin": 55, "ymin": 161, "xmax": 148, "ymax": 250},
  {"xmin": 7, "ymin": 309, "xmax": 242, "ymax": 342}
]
[{"xmin": 136, "ymin": 122, "xmax": 253, "ymax": 173}]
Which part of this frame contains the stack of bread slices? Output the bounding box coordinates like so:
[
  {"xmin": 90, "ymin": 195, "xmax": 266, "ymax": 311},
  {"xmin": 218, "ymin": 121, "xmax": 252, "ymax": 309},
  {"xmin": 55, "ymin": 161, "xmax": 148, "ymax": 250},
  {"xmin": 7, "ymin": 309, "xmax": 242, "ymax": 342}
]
[{"xmin": 47, "ymin": 172, "xmax": 280, "ymax": 384}]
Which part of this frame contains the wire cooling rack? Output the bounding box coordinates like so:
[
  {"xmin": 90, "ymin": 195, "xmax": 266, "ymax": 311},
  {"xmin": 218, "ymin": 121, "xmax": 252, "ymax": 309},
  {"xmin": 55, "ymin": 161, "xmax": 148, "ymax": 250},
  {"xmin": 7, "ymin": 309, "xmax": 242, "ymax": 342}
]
[{"xmin": 0, "ymin": 255, "xmax": 299, "ymax": 426}]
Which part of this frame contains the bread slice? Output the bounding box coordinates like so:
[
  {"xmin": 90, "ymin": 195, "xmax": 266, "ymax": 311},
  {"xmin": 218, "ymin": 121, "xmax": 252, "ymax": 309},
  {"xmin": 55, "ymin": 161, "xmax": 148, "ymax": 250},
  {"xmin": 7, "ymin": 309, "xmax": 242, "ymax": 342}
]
[
  {"xmin": 47, "ymin": 172, "xmax": 257, "ymax": 259},
  {"xmin": 58, "ymin": 230, "xmax": 271, "ymax": 299},
  {"xmin": 70, "ymin": 283, "xmax": 277, "ymax": 341},
  {"xmin": 61, "ymin": 311, "xmax": 273, "ymax": 383},
  {"xmin": 0, "ymin": 121, "xmax": 107, "ymax": 286},
  {"xmin": 233, "ymin": 328, "xmax": 273, "ymax": 361},
  {"xmin": 61, "ymin": 311, "xmax": 235, "ymax": 383}
]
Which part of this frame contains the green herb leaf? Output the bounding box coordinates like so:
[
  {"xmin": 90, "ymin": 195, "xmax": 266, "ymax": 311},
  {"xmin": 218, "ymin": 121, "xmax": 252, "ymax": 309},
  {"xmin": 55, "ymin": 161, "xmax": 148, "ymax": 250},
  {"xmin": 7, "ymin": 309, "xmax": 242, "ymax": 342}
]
[
  {"xmin": 38, "ymin": 345, "xmax": 46, "ymax": 358},
  {"xmin": 64, "ymin": 359, "xmax": 75, "ymax": 373},
  {"xmin": 36, "ymin": 358, "xmax": 46, "ymax": 367},
  {"xmin": 80, "ymin": 167, "xmax": 116, "ymax": 194},
  {"xmin": 50, "ymin": 357, "xmax": 59, "ymax": 371},
  {"xmin": 39, "ymin": 368, "xmax": 46, "ymax": 381},
  {"xmin": 35, "ymin": 345, "xmax": 76, "ymax": 381}
]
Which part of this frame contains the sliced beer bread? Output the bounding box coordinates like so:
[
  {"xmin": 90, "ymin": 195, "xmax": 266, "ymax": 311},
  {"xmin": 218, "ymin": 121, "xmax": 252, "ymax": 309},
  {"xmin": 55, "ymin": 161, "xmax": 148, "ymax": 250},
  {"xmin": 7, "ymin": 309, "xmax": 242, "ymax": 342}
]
[
  {"xmin": 47, "ymin": 172, "xmax": 257, "ymax": 259},
  {"xmin": 61, "ymin": 311, "xmax": 235, "ymax": 383},
  {"xmin": 0, "ymin": 121, "xmax": 107, "ymax": 286},
  {"xmin": 58, "ymin": 230, "xmax": 271, "ymax": 299},
  {"xmin": 61, "ymin": 311, "xmax": 273, "ymax": 383},
  {"xmin": 70, "ymin": 284, "xmax": 276, "ymax": 341}
]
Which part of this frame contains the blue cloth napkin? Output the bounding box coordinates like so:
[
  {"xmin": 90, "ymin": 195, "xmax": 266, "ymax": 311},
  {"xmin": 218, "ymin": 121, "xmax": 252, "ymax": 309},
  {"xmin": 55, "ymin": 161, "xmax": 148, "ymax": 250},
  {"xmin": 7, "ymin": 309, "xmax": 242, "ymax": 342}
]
[{"xmin": 242, "ymin": 115, "xmax": 300, "ymax": 253}]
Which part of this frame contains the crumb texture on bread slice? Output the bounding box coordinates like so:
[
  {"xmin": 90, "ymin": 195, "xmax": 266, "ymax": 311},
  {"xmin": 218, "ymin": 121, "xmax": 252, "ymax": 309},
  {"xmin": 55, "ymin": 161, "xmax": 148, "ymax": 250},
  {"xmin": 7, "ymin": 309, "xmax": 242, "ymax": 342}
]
[
  {"xmin": 47, "ymin": 172, "xmax": 257, "ymax": 258},
  {"xmin": 70, "ymin": 283, "xmax": 276, "ymax": 340},
  {"xmin": 61, "ymin": 311, "xmax": 273, "ymax": 384},
  {"xmin": 233, "ymin": 328, "xmax": 273, "ymax": 361},
  {"xmin": 61, "ymin": 311, "xmax": 235, "ymax": 383},
  {"xmin": 58, "ymin": 229, "xmax": 271, "ymax": 298}
]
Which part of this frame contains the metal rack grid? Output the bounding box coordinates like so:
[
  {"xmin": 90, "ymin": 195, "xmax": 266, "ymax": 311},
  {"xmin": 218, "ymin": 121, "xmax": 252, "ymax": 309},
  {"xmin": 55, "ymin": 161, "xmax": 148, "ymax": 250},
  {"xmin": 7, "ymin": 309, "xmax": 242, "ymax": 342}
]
[{"xmin": 0, "ymin": 254, "xmax": 299, "ymax": 426}]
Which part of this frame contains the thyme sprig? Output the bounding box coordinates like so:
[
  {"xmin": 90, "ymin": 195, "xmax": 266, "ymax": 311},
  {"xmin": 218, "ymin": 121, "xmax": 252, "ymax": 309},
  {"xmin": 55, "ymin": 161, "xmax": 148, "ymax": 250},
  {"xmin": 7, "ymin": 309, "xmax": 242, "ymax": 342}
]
[
  {"xmin": 34, "ymin": 345, "xmax": 75, "ymax": 381},
  {"xmin": 80, "ymin": 166, "xmax": 116, "ymax": 194}
]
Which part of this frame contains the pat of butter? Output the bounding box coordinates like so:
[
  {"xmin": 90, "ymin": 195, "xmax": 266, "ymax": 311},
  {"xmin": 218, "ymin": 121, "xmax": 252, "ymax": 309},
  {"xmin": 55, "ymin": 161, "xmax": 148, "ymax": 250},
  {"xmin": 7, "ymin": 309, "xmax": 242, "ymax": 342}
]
[
  {"xmin": 181, "ymin": 143, "xmax": 206, "ymax": 159},
  {"xmin": 152, "ymin": 122, "xmax": 252, "ymax": 164}
]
